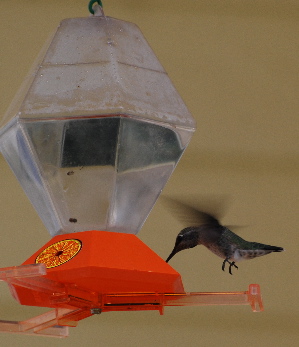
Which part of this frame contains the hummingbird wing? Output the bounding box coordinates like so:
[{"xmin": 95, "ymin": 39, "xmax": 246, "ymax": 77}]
[{"xmin": 160, "ymin": 196, "xmax": 221, "ymax": 226}]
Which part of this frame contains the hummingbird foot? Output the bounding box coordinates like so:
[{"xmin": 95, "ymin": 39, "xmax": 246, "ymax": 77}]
[
  {"xmin": 222, "ymin": 259, "xmax": 238, "ymax": 275},
  {"xmin": 229, "ymin": 261, "xmax": 238, "ymax": 275}
]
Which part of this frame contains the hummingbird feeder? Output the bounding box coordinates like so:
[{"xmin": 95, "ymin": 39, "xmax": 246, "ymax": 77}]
[{"xmin": 0, "ymin": 3, "xmax": 263, "ymax": 338}]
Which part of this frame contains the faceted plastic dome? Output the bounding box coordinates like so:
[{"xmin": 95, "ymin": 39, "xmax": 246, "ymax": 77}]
[{"xmin": 0, "ymin": 16, "xmax": 196, "ymax": 236}]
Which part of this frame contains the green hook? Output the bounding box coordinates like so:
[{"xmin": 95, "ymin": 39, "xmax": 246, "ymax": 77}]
[{"xmin": 88, "ymin": 0, "xmax": 103, "ymax": 15}]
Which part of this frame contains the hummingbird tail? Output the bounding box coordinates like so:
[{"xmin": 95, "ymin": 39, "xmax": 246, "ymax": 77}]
[
  {"xmin": 262, "ymin": 245, "xmax": 284, "ymax": 252},
  {"xmin": 238, "ymin": 244, "xmax": 284, "ymax": 260},
  {"xmin": 249, "ymin": 241, "xmax": 284, "ymax": 252}
]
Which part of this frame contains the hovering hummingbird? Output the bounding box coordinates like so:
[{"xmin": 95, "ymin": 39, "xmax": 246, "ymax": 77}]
[{"xmin": 164, "ymin": 197, "xmax": 284, "ymax": 274}]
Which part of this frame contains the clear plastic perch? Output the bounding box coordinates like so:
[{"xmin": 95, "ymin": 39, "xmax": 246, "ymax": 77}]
[{"xmin": 0, "ymin": 264, "xmax": 263, "ymax": 337}]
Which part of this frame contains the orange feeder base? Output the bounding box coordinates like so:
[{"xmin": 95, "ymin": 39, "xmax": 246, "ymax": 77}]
[
  {"xmin": 0, "ymin": 231, "xmax": 263, "ymax": 337},
  {"xmin": 12, "ymin": 230, "xmax": 184, "ymax": 308}
]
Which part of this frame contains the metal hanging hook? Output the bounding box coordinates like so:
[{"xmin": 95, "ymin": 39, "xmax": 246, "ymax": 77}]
[{"xmin": 88, "ymin": 0, "xmax": 103, "ymax": 15}]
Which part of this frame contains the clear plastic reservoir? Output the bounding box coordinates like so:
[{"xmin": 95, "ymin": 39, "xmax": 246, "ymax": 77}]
[
  {"xmin": 1, "ymin": 116, "xmax": 190, "ymax": 235},
  {"xmin": 0, "ymin": 16, "xmax": 195, "ymax": 236}
]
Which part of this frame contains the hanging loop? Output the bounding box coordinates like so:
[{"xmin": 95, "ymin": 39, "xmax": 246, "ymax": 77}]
[{"xmin": 88, "ymin": 0, "xmax": 103, "ymax": 15}]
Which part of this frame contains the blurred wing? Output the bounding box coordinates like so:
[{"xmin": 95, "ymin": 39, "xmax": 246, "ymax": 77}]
[
  {"xmin": 160, "ymin": 196, "xmax": 221, "ymax": 227},
  {"xmin": 225, "ymin": 224, "xmax": 248, "ymax": 232}
]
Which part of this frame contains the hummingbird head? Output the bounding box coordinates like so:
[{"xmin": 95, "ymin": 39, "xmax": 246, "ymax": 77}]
[{"xmin": 166, "ymin": 228, "xmax": 199, "ymax": 263}]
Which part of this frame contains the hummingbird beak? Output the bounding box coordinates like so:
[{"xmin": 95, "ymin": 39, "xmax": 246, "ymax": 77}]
[
  {"xmin": 166, "ymin": 232, "xmax": 199, "ymax": 263},
  {"xmin": 166, "ymin": 233, "xmax": 191, "ymax": 262},
  {"xmin": 166, "ymin": 240, "xmax": 186, "ymax": 262},
  {"xmin": 166, "ymin": 248, "xmax": 178, "ymax": 263}
]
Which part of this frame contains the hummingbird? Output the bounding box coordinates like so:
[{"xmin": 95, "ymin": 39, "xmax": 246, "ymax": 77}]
[{"xmin": 164, "ymin": 197, "xmax": 284, "ymax": 274}]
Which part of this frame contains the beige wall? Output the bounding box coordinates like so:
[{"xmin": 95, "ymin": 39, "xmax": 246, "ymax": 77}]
[{"xmin": 0, "ymin": 1, "xmax": 298, "ymax": 346}]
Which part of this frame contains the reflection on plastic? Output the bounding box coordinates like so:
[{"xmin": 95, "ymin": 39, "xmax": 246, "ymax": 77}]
[
  {"xmin": 0, "ymin": 116, "xmax": 188, "ymax": 236},
  {"xmin": 0, "ymin": 15, "xmax": 196, "ymax": 237},
  {"xmin": 0, "ymin": 264, "xmax": 263, "ymax": 338}
]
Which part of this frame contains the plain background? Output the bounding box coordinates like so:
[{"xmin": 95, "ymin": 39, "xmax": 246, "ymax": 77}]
[{"xmin": 0, "ymin": 0, "xmax": 298, "ymax": 346}]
